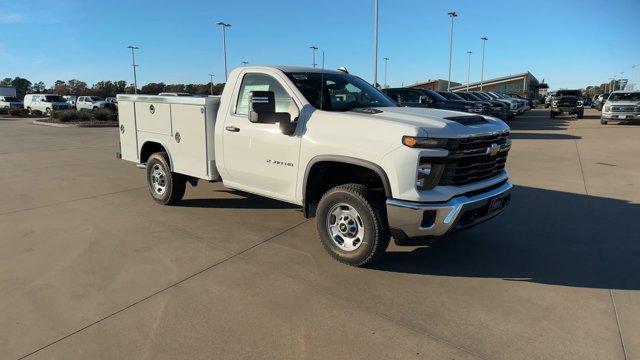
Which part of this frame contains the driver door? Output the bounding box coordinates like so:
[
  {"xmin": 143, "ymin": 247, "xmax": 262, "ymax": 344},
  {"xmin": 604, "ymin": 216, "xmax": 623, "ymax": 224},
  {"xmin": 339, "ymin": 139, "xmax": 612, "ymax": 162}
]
[{"xmin": 222, "ymin": 71, "xmax": 302, "ymax": 203}]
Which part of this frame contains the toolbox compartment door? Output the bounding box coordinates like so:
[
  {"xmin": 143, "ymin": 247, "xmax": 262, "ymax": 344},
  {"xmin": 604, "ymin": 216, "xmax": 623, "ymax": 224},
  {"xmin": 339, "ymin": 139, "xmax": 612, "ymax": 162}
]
[
  {"xmin": 170, "ymin": 104, "xmax": 208, "ymax": 179},
  {"xmin": 117, "ymin": 100, "xmax": 139, "ymax": 162}
]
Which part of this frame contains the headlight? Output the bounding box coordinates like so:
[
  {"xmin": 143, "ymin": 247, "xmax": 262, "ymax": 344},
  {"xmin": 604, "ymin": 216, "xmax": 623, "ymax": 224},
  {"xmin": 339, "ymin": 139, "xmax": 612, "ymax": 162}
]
[
  {"xmin": 510, "ymin": 103, "xmax": 517, "ymax": 109},
  {"xmin": 402, "ymin": 136, "xmax": 449, "ymax": 149},
  {"xmin": 604, "ymin": 105, "xmax": 611, "ymax": 112},
  {"xmin": 577, "ymin": 100, "xmax": 584, "ymax": 107},
  {"xmin": 415, "ymin": 161, "xmax": 445, "ymax": 190},
  {"xmin": 552, "ymin": 101, "xmax": 558, "ymax": 106}
]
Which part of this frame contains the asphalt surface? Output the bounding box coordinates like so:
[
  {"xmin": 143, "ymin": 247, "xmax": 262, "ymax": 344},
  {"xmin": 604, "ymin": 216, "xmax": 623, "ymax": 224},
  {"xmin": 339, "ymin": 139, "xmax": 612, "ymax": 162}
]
[{"xmin": 1, "ymin": 108, "xmax": 638, "ymax": 360}]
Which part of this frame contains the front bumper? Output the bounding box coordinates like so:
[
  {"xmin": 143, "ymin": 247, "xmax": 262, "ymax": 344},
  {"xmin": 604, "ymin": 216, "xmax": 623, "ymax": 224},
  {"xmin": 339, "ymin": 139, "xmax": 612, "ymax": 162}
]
[
  {"xmin": 602, "ymin": 112, "xmax": 640, "ymax": 120},
  {"xmin": 552, "ymin": 106, "xmax": 583, "ymax": 114},
  {"xmin": 387, "ymin": 180, "xmax": 512, "ymax": 242}
]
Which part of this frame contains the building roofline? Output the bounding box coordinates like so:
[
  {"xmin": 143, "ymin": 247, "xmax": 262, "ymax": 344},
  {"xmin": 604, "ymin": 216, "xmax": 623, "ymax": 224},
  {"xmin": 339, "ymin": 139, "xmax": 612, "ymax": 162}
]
[{"xmin": 451, "ymin": 72, "xmax": 538, "ymax": 90}]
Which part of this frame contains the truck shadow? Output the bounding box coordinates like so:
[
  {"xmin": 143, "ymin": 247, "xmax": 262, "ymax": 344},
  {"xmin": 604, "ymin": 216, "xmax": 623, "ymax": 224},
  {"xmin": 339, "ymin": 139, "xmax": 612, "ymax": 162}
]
[
  {"xmin": 372, "ymin": 185, "xmax": 640, "ymax": 291},
  {"xmin": 508, "ymin": 110, "xmax": 573, "ymax": 132},
  {"xmin": 178, "ymin": 189, "xmax": 299, "ymax": 210}
]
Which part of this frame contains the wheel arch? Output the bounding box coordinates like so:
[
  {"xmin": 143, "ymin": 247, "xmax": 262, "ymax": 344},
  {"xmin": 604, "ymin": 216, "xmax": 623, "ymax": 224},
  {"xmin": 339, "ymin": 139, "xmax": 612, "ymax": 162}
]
[
  {"xmin": 302, "ymin": 155, "xmax": 392, "ymax": 218},
  {"xmin": 139, "ymin": 141, "xmax": 174, "ymax": 170}
]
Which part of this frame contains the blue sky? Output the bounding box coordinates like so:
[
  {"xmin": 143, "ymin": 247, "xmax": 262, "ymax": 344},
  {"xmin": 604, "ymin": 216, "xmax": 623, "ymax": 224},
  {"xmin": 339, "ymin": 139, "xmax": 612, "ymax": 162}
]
[{"xmin": 1, "ymin": 0, "xmax": 638, "ymax": 90}]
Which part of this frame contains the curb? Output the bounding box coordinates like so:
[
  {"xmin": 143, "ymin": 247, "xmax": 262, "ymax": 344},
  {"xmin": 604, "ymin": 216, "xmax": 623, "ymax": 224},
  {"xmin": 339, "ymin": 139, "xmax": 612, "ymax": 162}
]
[{"xmin": 31, "ymin": 120, "xmax": 118, "ymax": 128}]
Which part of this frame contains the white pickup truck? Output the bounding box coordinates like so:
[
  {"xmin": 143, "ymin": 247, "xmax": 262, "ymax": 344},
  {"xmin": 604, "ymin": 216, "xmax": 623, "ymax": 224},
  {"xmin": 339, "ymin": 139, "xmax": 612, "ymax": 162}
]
[{"xmin": 117, "ymin": 66, "xmax": 512, "ymax": 266}]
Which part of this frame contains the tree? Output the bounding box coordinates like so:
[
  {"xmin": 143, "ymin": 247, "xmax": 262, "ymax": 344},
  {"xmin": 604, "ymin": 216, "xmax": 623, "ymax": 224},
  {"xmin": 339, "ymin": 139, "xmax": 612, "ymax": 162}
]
[
  {"xmin": 0, "ymin": 78, "xmax": 12, "ymax": 86},
  {"xmin": 67, "ymin": 79, "xmax": 88, "ymax": 95},
  {"xmin": 31, "ymin": 81, "xmax": 47, "ymax": 93},
  {"xmin": 93, "ymin": 81, "xmax": 117, "ymax": 98},
  {"xmin": 52, "ymin": 80, "xmax": 70, "ymax": 95},
  {"xmin": 10, "ymin": 77, "xmax": 32, "ymax": 97},
  {"xmin": 140, "ymin": 82, "xmax": 166, "ymax": 95},
  {"xmin": 114, "ymin": 81, "xmax": 127, "ymax": 94}
]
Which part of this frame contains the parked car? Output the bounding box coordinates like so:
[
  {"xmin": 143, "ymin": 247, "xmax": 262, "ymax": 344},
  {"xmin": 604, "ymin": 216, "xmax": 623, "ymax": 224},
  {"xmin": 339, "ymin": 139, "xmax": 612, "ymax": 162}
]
[
  {"xmin": 435, "ymin": 91, "xmax": 485, "ymax": 114},
  {"xmin": 0, "ymin": 95, "xmax": 23, "ymax": 109},
  {"xmin": 23, "ymin": 94, "xmax": 70, "ymax": 115},
  {"xmin": 383, "ymin": 88, "xmax": 482, "ymax": 113},
  {"xmin": 544, "ymin": 92, "xmax": 556, "ymax": 108},
  {"xmin": 454, "ymin": 91, "xmax": 508, "ymax": 119},
  {"xmin": 473, "ymin": 92, "xmax": 518, "ymax": 119},
  {"xmin": 600, "ymin": 90, "xmax": 640, "ymax": 125},
  {"xmin": 583, "ymin": 96, "xmax": 593, "ymax": 107},
  {"xmin": 76, "ymin": 96, "xmax": 117, "ymax": 111},
  {"xmin": 506, "ymin": 93, "xmax": 534, "ymax": 108},
  {"xmin": 594, "ymin": 93, "xmax": 610, "ymax": 111},
  {"xmin": 63, "ymin": 95, "xmax": 78, "ymax": 109},
  {"xmin": 491, "ymin": 93, "xmax": 527, "ymax": 113},
  {"xmin": 117, "ymin": 66, "xmax": 512, "ymax": 266},
  {"xmin": 468, "ymin": 91, "xmax": 514, "ymax": 119},
  {"xmin": 106, "ymin": 97, "xmax": 118, "ymax": 109},
  {"xmin": 550, "ymin": 90, "xmax": 584, "ymax": 118}
]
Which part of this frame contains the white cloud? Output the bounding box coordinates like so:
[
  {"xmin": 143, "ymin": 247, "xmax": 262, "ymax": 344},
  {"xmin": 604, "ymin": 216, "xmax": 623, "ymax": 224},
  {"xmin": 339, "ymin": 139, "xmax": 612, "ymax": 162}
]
[{"xmin": 0, "ymin": 13, "xmax": 25, "ymax": 24}]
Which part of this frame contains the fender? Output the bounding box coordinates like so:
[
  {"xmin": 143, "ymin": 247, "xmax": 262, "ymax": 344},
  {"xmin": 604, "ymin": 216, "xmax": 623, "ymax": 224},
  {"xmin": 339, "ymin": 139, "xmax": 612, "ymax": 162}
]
[
  {"xmin": 302, "ymin": 155, "xmax": 393, "ymax": 209},
  {"xmin": 139, "ymin": 140, "xmax": 175, "ymax": 171}
]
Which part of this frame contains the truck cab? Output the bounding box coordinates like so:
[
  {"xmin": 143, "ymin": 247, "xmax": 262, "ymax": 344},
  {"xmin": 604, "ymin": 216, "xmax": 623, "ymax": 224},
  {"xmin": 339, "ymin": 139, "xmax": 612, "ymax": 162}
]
[{"xmin": 118, "ymin": 66, "xmax": 512, "ymax": 266}]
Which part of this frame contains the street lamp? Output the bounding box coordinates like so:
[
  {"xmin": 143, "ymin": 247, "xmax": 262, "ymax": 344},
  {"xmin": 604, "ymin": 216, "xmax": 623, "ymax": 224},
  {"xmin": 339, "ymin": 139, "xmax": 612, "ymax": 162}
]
[
  {"xmin": 216, "ymin": 21, "xmax": 231, "ymax": 82},
  {"xmin": 209, "ymin": 74, "xmax": 215, "ymax": 95},
  {"xmin": 127, "ymin": 46, "xmax": 139, "ymax": 94},
  {"xmin": 480, "ymin": 37, "xmax": 488, "ymax": 90},
  {"xmin": 447, "ymin": 11, "xmax": 458, "ymax": 91},
  {"xmin": 310, "ymin": 46, "xmax": 318, "ymax": 68},
  {"xmin": 466, "ymin": 51, "xmax": 473, "ymax": 91},
  {"xmin": 383, "ymin": 57, "xmax": 389, "ymax": 88},
  {"xmin": 373, "ymin": 0, "xmax": 379, "ymax": 87}
]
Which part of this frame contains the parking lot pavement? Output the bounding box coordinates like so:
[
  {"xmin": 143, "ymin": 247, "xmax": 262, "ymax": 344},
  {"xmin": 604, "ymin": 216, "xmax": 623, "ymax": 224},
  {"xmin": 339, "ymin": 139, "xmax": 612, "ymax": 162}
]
[{"xmin": 1, "ymin": 108, "xmax": 638, "ymax": 359}]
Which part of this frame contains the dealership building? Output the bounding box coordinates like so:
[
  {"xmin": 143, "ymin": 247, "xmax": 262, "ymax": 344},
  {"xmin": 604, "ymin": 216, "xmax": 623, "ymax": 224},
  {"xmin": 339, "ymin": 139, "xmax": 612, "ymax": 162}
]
[
  {"xmin": 449, "ymin": 72, "xmax": 542, "ymax": 98},
  {"xmin": 410, "ymin": 79, "xmax": 462, "ymax": 91}
]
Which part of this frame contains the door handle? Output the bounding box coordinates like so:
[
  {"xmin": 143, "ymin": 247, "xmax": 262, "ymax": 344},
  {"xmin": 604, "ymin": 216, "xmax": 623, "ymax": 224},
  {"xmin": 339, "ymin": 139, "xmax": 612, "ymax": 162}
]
[{"xmin": 225, "ymin": 126, "xmax": 240, "ymax": 132}]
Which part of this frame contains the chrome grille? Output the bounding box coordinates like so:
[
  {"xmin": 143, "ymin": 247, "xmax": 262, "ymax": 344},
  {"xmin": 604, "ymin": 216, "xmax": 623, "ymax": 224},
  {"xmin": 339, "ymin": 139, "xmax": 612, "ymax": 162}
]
[
  {"xmin": 438, "ymin": 133, "xmax": 510, "ymax": 186},
  {"xmin": 612, "ymin": 105, "xmax": 636, "ymax": 112}
]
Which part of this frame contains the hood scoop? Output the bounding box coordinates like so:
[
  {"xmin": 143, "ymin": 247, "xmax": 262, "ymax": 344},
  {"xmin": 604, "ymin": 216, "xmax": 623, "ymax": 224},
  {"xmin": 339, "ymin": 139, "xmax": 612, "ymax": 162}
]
[
  {"xmin": 444, "ymin": 115, "xmax": 488, "ymax": 125},
  {"xmin": 350, "ymin": 108, "xmax": 383, "ymax": 114}
]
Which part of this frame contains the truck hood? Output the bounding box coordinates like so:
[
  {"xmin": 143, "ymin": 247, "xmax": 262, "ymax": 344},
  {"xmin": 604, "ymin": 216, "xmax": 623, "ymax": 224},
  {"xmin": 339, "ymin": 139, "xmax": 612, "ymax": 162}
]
[
  {"xmin": 605, "ymin": 100, "xmax": 640, "ymax": 106},
  {"xmin": 355, "ymin": 107, "xmax": 509, "ymax": 137}
]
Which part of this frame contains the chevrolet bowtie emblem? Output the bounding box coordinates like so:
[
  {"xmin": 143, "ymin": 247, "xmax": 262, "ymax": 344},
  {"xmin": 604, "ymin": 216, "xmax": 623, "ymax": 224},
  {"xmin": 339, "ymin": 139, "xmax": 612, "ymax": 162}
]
[{"xmin": 486, "ymin": 143, "xmax": 501, "ymax": 156}]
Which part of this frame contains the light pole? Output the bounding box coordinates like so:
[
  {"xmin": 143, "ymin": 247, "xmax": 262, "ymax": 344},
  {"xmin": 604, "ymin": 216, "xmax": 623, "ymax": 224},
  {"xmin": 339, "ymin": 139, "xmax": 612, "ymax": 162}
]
[
  {"xmin": 216, "ymin": 21, "xmax": 231, "ymax": 82},
  {"xmin": 383, "ymin": 57, "xmax": 389, "ymax": 88},
  {"xmin": 447, "ymin": 11, "xmax": 458, "ymax": 91},
  {"xmin": 127, "ymin": 46, "xmax": 139, "ymax": 94},
  {"xmin": 480, "ymin": 36, "xmax": 488, "ymax": 90},
  {"xmin": 209, "ymin": 74, "xmax": 215, "ymax": 95},
  {"xmin": 310, "ymin": 46, "xmax": 318, "ymax": 68},
  {"xmin": 466, "ymin": 51, "xmax": 472, "ymax": 91},
  {"xmin": 373, "ymin": 0, "xmax": 379, "ymax": 87}
]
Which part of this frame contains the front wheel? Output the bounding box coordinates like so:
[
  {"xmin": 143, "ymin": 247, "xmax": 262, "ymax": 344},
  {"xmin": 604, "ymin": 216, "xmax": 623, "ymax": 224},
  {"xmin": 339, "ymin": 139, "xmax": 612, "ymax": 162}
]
[
  {"xmin": 576, "ymin": 112, "xmax": 583, "ymax": 119},
  {"xmin": 146, "ymin": 152, "xmax": 186, "ymax": 205},
  {"xmin": 316, "ymin": 184, "xmax": 390, "ymax": 267}
]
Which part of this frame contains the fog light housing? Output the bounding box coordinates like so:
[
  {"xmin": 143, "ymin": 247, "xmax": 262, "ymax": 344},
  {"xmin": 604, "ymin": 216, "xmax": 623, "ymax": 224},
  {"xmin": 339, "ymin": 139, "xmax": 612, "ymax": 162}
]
[{"xmin": 416, "ymin": 161, "xmax": 445, "ymax": 190}]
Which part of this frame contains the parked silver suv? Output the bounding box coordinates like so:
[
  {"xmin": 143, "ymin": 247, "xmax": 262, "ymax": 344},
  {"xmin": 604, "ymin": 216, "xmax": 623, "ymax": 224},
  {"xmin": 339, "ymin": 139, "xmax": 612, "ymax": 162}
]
[
  {"xmin": 76, "ymin": 96, "xmax": 116, "ymax": 111},
  {"xmin": 601, "ymin": 91, "xmax": 640, "ymax": 125}
]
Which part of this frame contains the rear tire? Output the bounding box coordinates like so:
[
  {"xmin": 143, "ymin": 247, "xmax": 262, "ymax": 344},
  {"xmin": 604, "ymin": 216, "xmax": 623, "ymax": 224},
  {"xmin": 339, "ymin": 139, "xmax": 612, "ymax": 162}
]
[
  {"xmin": 316, "ymin": 184, "xmax": 390, "ymax": 267},
  {"xmin": 601, "ymin": 119, "xmax": 608, "ymax": 125},
  {"xmin": 26, "ymin": 107, "xmax": 32, "ymax": 115},
  {"xmin": 576, "ymin": 112, "xmax": 583, "ymax": 119},
  {"xmin": 146, "ymin": 152, "xmax": 186, "ymax": 205}
]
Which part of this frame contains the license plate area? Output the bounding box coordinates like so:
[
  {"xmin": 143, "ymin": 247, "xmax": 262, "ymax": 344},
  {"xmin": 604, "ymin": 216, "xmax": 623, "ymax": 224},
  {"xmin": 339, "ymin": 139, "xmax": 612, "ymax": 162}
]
[{"xmin": 488, "ymin": 196, "xmax": 508, "ymax": 215}]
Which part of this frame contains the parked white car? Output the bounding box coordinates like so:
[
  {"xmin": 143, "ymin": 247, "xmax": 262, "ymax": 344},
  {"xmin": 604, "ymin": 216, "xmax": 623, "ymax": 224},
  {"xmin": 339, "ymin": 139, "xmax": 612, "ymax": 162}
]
[
  {"xmin": 0, "ymin": 95, "xmax": 23, "ymax": 109},
  {"xmin": 117, "ymin": 66, "xmax": 512, "ymax": 266},
  {"xmin": 601, "ymin": 91, "xmax": 640, "ymax": 125},
  {"xmin": 23, "ymin": 94, "xmax": 70, "ymax": 115},
  {"xmin": 76, "ymin": 96, "xmax": 117, "ymax": 111}
]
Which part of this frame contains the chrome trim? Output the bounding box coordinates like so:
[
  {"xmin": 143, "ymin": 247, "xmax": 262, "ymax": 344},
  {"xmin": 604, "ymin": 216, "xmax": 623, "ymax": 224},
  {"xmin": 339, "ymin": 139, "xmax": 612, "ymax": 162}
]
[{"xmin": 387, "ymin": 181, "xmax": 512, "ymax": 238}]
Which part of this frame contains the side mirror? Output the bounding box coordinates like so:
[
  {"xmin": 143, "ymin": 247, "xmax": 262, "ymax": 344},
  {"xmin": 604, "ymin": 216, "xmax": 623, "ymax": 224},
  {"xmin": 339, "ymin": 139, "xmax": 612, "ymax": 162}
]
[{"xmin": 248, "ymin": 91, "xmax": 296, "ymax": 135}]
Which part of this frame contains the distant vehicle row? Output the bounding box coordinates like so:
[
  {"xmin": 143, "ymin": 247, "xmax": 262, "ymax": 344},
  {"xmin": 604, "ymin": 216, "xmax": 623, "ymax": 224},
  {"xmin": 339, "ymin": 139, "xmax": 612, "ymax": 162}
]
[{"xmin": 382, "ymin": 88, "xmax": 530, "ymax": 121}]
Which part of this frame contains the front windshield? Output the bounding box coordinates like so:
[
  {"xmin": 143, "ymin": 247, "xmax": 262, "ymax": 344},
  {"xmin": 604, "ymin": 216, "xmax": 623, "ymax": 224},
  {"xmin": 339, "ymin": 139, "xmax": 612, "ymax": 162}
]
[
  {"xmin": 285, "ymin": 72, "xmax": 396, "ymax": 111},
  {"xmin": 90, "ymin": 96, "xmax": 103, "ymax": 101},
  {"xmin": 423, "ymin": 89, "xmax": 447, "ymax": 101},
  {"xmin": 45, "ymin": 95, "xmax": 66, "ymax": 102},
  {"xmin": 472, "ymin": 92, "xmax": 491, "ymax": 100},
  {"xmin": 3, "ymin": 96, "xmax": 19, "ymax": 102},
  {"xmin": 608, "ymin": 92, "xmax": 640, "ymax": 102},
  {"xmin": 463, "ymin": 92, "xmax": 482, "ymax": 101},
  {"xmin": 444, "ymin": 92, "xmax": 465, "ymax": 101}
]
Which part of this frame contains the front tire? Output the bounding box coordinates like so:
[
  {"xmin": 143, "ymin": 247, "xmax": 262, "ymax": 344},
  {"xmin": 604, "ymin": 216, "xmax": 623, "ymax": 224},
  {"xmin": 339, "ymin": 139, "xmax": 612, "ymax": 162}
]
[
  {"xmin": 146, "ymin": 152, "xmax": 186, "ymax": 205},
  {"xmin": 316, "ymin": 184, "xmax": 390, "ymax": 267},
  {"xmin": 576, "ymin": 111, "xmax": 583, "ymax": 119}
]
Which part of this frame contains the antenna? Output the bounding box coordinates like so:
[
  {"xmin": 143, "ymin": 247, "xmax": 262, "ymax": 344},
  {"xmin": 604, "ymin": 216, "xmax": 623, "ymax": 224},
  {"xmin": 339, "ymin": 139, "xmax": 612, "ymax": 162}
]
[{"xmin": 320, "ymin": 51, "xmax": 325, "ymax": 111}]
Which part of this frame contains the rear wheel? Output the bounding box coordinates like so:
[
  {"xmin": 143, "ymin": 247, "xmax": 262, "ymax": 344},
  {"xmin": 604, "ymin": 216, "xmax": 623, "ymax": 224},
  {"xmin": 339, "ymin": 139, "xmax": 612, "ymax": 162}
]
[
  {"xmin": 601, "ymin": 119, "xmax": 608, "ymax": 125},
  {"xmin": 316, "ymin": 184, "xmax": 390, "ymax": 267},
  {"xmin": 26, "ymin": 107, "xmax": 32, "ymax": 114},
  {"xmin": 146, "ymin": 152, "xmax": 186, "ymax": 205}
]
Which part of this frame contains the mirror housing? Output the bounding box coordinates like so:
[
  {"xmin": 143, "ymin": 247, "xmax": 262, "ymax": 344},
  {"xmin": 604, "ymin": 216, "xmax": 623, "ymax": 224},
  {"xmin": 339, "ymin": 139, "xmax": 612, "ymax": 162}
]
[{"xmin": 248, "ymin": 91, "xmax": 296, "ymax": 135}]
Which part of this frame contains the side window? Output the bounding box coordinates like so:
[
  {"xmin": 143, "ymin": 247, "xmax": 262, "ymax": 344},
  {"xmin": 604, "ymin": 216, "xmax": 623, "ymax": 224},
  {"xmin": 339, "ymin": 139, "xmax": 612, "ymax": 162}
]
[
  {"xmin": 404, "ymin": 90, "xmax": 421, "ymax": 103},
  {"xmin": 235, "ymin": 73, "xmax": 293, "ymax": 116},
  {"xmin": 79, "ymin": 97, "xmax": 84, "ymax": 102}
]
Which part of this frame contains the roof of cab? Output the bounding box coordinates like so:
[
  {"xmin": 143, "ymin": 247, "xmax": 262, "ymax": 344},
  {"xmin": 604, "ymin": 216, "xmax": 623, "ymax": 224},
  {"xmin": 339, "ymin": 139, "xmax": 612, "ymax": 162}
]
[{"xmin": 240, "ymin": 65, "xmax": 344, "ymax": 75}]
